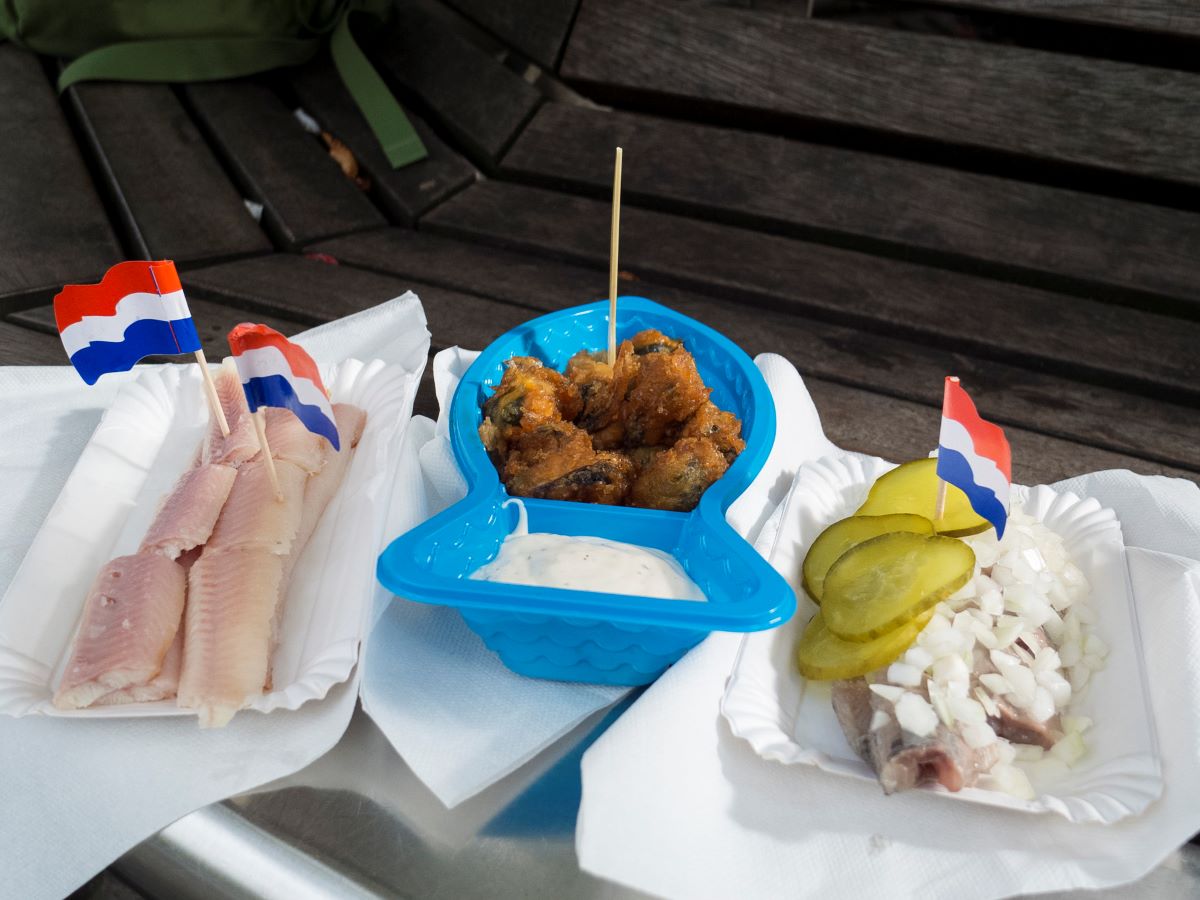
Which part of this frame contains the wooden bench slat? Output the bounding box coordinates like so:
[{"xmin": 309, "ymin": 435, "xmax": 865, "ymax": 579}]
[
  {"xmin": 0, "ymin": 321, "xmax": 71, "ymax": 365},
  {"xmin": 913, "ymin": 0, "xmax": 1200, "ymax": 39},
  {"xmin": 10, "ymin": 295, "xmax": 308, "ymax": 362},
  {"xmin": 504, "ymin": 103, "xmax": 1200, "ymax": 310},
  {"xmin": 419, "ymin": 182, "xmax": 1200, "ymax": 402},
  {"xmin": 182, "ymin": 254, "xmax": 418, "ymax": 326},
  {"xmin": 183, "ymin": 82, "xmax": 385, "ymax": 249},
  {"xmin": 561, "ymin": 0, "xmax": 1200, "ymax": 187},
  {"xmin": 311, "ymin": 228, "xmax": 1200, "ymax": 473},
  {"xmin": 441, "ymin": 0, "xmax": 581, "ymax": 69},
  {"xmin": 0, "ymin": 47, "xmax": 122, "ymax": 307},
  {"xmin": 368, "ymin": 3, "xmax": 542, "ymax": 166},
  {"xmin": 289, "ymin": 56, "xmax": 476, "ymax": 226},
  {"xmin": 67, "ymin": 82, "xmax": 272, "ymax": 264}
]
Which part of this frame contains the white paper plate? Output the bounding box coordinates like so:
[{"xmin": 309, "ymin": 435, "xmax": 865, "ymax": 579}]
[
  {"xmin": 721, "ymin": 453, "xmax": 1163, "ymax": 824},
  {"xmin": 0, "ymin": 357, "xmax": 419, "ymax": 718}
]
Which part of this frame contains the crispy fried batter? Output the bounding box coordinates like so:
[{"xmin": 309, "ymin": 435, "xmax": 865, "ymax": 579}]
[
  {"xmin": 481, "ymin": 330, "xmax": 742, "ymax": 512},
  {"xmin": 619, "ymin": 331, "xmax": 710, "ymax": 448},
  {"xmin": 678, "ymin": 401, "xmax": 745, "ymax": 464},
  {"xmin": 501, "ymin": 421, "xmax": 633, "ymax": 505},
  {"xmin": 629, "ymin": 436, "xmax": 729, "ymax": 512}
]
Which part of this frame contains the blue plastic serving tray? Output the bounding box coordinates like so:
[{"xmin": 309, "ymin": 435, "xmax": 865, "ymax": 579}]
[{"xmin": 376, "ymin": 297, "xmax": 796, "ymax": 685}]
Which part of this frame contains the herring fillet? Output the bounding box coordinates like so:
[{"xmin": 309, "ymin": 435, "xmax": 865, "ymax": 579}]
[
  {"xmin": 262, "ymin": 407, "xmax": 327, "ymax": 474},
  {"xmin": 203, "ymin": 360, "xmax": 260, "ymax": 467},
  {"xmin": 206, "ymin": 460, "xmax": 308, "ymax": 554},
  {"xmin": 177, "ymin": 550, "xmax": 285, "ymax": 728},
  {"xmin": 53, "ymin": 553, "xmax": 186, "ymax": 710},
  {"xmin": 94, "ymin": 627, "xmax": 183, "ymax": 705},
  {"xmin": 139, "ymin": 463, "xmax": 238, "ymax": 559}
]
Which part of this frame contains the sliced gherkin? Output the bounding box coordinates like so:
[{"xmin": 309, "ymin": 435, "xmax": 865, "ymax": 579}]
[
  {"xmin": 821, "ymin": 532, "xmax": 975, "ymax": 642},
  {"xmin": 802, "ymin": 513, "xmax": 934, "ymax": 603},
  {"xmin": 796, "ymin": 610, "xmax": 932, "ymax": 681},
  {"xmin": 856, "ymin": 457, "xmax": 992, "ymax": 537}
]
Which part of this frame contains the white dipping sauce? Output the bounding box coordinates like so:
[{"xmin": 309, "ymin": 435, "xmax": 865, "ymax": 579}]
[{"xmin": 470, "ymin": 501, "xmax": 706, "ymax": 602}]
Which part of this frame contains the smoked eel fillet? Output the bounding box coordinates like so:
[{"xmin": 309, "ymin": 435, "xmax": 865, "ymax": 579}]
[
  {"xmin": 95, "ymin": 628, "xmax": 183, "ymax": 706},
  {"xmin": 206, "ymin": 460, "xmax": 307, "ymax": 554},
  {"xmin": 262, "ymin": 407, "xmax": 327, "ymax": 474},
  {"xmin": 53, "ymin": 553, "xmax": 186, "ymax": 710},
  {"xmin": 139, "ymin": 464, "xmax": 238, "ymax": 559},
  {"xmin": 177, "ymin": 550, "xmax": 285, "ymax": 728}
]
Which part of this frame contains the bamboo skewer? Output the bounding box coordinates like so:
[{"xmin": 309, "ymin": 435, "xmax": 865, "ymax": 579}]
[
  {"xmin": 194, "ymin": 349, "xmax": 230, "ymax": 436},
  {"xmin": 252, "ymin": 408, "xmax": 284, "ymax": 502},
  {"xmin": 607, "ymin": 146, "xmax": 624, "ymax": 366}
]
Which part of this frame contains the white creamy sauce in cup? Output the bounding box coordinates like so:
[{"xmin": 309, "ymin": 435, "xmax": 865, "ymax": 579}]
[{"xmin": 469, "ymin": 500, "xmax": 706, "ymax": 602}]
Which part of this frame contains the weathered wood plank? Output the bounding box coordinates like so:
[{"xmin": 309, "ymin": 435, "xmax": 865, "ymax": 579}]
[
  {"xmin": 441, "ymin": 0, "xmax": 581, "ymax": 69},
  {"xmin": 805, "ymin": 378, "xmax": 1192, "ymax": 485},
  {"xmin": 289, "ymin": 55, "xmax": 476, "ymax": 226},
  {"xmin": 0, "ymin": 321, "xmax": 69, "ymax": 365},
  {"xmin": 312, "ymin": 228, "xmax": 1200, "ymax": 472},
  {"xmin": 182, "ymin": 254, "xmax": 417, "ymax": 325},
  {"xmin": 66, "ymin": 81, "xmax": 271, "ymax": 264},
  {"xmin": 182, "ymin": 82, "xmax": 385, "ymax": 249},
  {"xmin": 368, "ymin": 2, "xmax": 542, "ymax": 165},
  {"xmin": 561, "ymin": 0, "xmax": 1200, "ymax": 187},
  {"xmin": 0, "ymin": 46, "xmax": 122, "ymax": 306},
  {"xmin": 420, "ymin": 182, "xmax": 1200, "ymax": 402},
  {"xmin": 11, "ymin": 295, "xmax": 306, "ymax": 361},
  {"xmin": 914, "ymin": 0, "xmax": 1200, "ymax": 39},
  {"xmin": 503, "ymin": 103, "xmax": 1200, "ymax": 310}
]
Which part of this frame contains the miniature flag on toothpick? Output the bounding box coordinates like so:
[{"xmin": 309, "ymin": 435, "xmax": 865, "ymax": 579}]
[
  {"xmin": 936, "ymin": 376, "xmax": 1012, "ymax": 538},
  {"xmin": 54, "ymin": 260, "xmax": 229, "ymax": 434},
  {"xmin": 227, "ymin": 324, "xmax": 339, "ymax": 451}
]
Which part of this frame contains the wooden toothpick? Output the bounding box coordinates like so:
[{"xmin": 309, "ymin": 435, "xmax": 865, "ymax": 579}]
[
  {"xmin": 607, "ymin": 146, "xmax": 623, "ymax": 366},
  {"xmin": 252, "ymin": 408, "xmax": 283, "ymax": 502},
  {"xmin": 194, "ymin": 349, "xmax": 230, "ymax": 437},
  {"xmin": 934, "ymin": 479, "xmax": 947, "ymax": 522}
]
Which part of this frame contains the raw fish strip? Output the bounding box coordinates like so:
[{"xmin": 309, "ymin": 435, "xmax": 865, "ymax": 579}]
[
  {"xmin": 203, "ymin": 360, "xmax": 260, "ymax": 467},
  {"xmin": 95, "ymin": 628, "xmax": 183, "ymax": 705},
  {"xmin": 281, "ymin": 404, "xmax": 367, "ymax": 587},
  {"xmin": 206, "ymin": 460, "xmax": 307, "ymax": 554},
  {"xmin": 261, "ymin": 407, "xmax": 327, "ymax": 474},
  {"xmin": 53, "ymin": 553, "xmax": 186, "ymax": 710},
  {"xmin": 139, "ymin": 463, "xmax": 237, "ymax": 559},
  {"xmin": 177, "ymin": 550, "xmax": 284, "ymax": 728}
]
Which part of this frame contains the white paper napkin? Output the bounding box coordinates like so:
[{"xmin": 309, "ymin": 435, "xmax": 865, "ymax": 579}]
[
  {"xmin": 359, "ymin": 349, "xmax": 817, "ymax": 808},
  {"xmin": 0, "ymin": 294, "xmax": 430, "ymax": 900},
  {"xmin": 577, "ymin": 444, "xmax": 1200, "ymax": 895}
]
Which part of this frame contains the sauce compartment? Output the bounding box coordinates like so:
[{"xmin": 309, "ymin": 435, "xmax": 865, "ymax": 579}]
[{"xmin": 376, "ymin": 298, "xmax": 797, "ymax": 685}]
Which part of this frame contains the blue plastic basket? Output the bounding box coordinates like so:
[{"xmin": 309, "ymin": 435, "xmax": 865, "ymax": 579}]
[{"xmin": 376, "ymin": 297, "xmax": 796, "ymax": 685}]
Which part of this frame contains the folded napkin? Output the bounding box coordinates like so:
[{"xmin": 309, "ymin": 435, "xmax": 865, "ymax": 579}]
[
  {"xmin": 0, "ymin": 294, "xmax": 430, "ymax": 900},
  {"xmin": 359, "ymin": 349, "xmax": 820, "ymax": 808},
  {"xmin": 577, "ymin": 451, "xmax": 1200, "ymax": 896}
]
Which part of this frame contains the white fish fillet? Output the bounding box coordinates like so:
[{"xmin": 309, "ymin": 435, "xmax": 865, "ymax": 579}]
[
  {"xmin": 177, "ymin": 550, "xmax": 284, "ymax": 728},
  {"xmin": 206, "ymin": 460, "xmax": 307, "ymax": 554},
  {"xmin": 262, "ymin": 407, "xmax": 327, "ymax": 474},
  {"xmin": 94, "ymin": 628, "xmax": 183, "ymax": 705},
  {"xmin": 140, "ymin": 463, "xmax": 237, "ymax": 559},
  {"xmin": 53, "ymin": 553, "xmax": 186, "ymax": 710},
  {"xmin": 203, "ymin": 360, "xmax": 260, "ymax": 467}
]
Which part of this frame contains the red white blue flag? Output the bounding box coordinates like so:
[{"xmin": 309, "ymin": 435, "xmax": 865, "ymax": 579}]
[
  {"xmin": 53, "ymin": 260, "xmax": 201, "ymax": 385},
  {"xmin": 937, "ymin": 376, "xmax": 1011, "ymax": 538},
  {"xmin": 227, "ymin": 324, "xmax": 339, "ymax": 451}
]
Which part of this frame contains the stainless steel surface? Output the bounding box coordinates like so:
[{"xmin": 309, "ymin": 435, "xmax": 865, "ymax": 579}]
[{"xmin": 111, "ymin": 695, "xmax": 1199, "ymax": 900}]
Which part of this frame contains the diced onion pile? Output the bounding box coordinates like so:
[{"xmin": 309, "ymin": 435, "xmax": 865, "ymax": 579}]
[{"xmin": 868, "ymin": 507, "xmax": 1106, "ymax": 798}]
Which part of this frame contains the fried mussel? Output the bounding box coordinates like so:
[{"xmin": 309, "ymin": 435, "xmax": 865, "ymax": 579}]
[{"xmin": 479, "ymin": 330, "xmax": 745, "ymax": 511}]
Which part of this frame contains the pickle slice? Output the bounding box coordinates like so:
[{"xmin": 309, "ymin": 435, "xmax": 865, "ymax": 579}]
[
  {"xmin": 822, "ymin": 532, "xmax": 975, "ymax": 641},
  {"xmin": 802, "ymin": 513, "xmax": 934, "ymax": 603},
  {"xmin": 855, "ymin": 457, "xmax": 991, "ymax": 537},
  {"xmin": 796, "ymin": 610, "xmax": 931, "ymax": 681}
]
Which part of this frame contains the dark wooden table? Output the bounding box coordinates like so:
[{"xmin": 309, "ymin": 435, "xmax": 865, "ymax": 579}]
[{"xmin": 2, "ymin": 1, "xmax": 1197, "ymax": 897}]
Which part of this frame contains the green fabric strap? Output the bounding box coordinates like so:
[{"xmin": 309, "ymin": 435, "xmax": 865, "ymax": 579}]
[
  {"xmin": 51, "ymin": 5, "xmax": 427, "ymax": 169},
  {"xmin": 330, "ymin": 10, "xmax": 427, "ymax": 168}
]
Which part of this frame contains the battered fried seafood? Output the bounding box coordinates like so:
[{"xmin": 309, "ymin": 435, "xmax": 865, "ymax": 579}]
[{"xmin": 480, "ymin": 330, "xmax": 744, "ymax": 512}]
